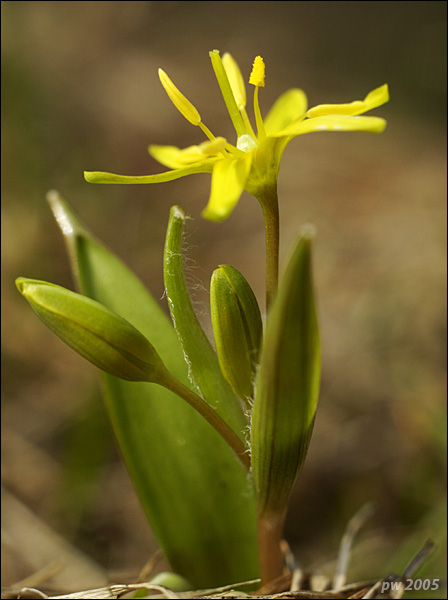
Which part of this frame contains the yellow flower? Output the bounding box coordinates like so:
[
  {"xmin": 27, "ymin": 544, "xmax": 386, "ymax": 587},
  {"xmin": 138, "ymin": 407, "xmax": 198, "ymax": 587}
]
[{"xmin": 85, "ymin": 51, "xmax": 389, "ymax": 222}]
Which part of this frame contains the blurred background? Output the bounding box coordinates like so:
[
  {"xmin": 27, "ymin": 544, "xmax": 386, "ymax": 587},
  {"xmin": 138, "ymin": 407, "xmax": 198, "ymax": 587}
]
[{"xmin": 2, "ymin": 1, "xmax": 446, "ymax": 596}]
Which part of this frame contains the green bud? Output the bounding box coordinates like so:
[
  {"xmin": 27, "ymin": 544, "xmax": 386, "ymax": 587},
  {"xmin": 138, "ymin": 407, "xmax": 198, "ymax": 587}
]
[
  {"xmin": 16, "ymin": 278, "xmax": 168, "ymax": 383},
  {"xmin": 250, "ymin": 227, "xmax": 321, "ymax": 515},
  {"xmin": 210, "ymin": 265, "xmax": 262, "ymax": 402}
]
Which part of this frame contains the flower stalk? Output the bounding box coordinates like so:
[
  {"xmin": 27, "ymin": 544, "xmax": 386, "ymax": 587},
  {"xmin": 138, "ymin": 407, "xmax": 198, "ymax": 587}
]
[
  {"xmin": 257, "ymin": 183, "xmax": 280, "ymax": 311},
  {"xmin": 161, "ymin": 372, "xmax": 250, "ymax": 470}
]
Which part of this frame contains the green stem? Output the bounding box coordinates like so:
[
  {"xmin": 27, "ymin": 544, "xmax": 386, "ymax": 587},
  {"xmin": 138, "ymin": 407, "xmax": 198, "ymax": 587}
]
[
  {"xmin": 161, "ymin": 371, "xmax": 250, "ymax": 470},
  {"xmin": 257, "ymin": 510, "xmax": 285, "ymax": 585},
  {"xmin": 258, "ymin": 185, "xmax": 280, "ymax": 312}
]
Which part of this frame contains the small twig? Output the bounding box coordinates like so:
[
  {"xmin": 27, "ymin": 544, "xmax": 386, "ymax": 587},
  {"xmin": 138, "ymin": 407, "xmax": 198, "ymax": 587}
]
[
  {"xmin": 278, "ymin": 539, "xmax": 303, "ymax": 593},
  {"xmin": 340, "ymin": 580, "xmax": 377, "ymax": 598},
  {"xmin": 16, "ymin": 589, "xmax": 48, "ymax": 600},
  {"xmin": 174, "ymin": 578, "xmax": 261, "ymax": 598},
  {"xmin": 360, "ymin": 538, "xmax": 436, "ymax": 599},
  {"xmin": 390, "ymin": 539, "xmax": 436, "ymax": 600},
  {"xmin": 290, "ymin": 570, "xmax": 304, "ymax": 593},
  {"xmin": 256, "ymin": 573, "xmax": 293, "ymax": 596},
  {"xmin": 45, "ymin": 583, "xmax": 180, "ymax": 599},
  {"xmin": 264, "ymin": 589, "xmax": 361, "ymax": 599},
  {"xmin": 280, "ymin": 540, "xmax": 301, "ymax": 574},
  {"xmin": 137, "ymin": 550, "xmax": 166, "ymax": 583},
  {"xmin": 346, "ymin": 585, "xmax": 377, "ymax": 599},
  {"xmin": 360, "ymin": 576, "xmax": 393, "ymax": 599},
  {"xmin": 333, "ymin": 503, "xmax": 376, "ymax": 591},
  {"xmin": 310, "ymin": 573, "xmax": 330, "ymax": 592},
  {"xmin": 401, "ymin": 538, "xmax": 435, "ymax": 579}
]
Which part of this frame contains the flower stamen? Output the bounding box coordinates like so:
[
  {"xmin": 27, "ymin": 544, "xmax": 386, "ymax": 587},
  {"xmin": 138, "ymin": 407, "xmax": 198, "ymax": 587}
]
[
  {"xmin": 222, "ymin": 53, "xmax": 246, "ymax": 111},
  {"xmin": 249, "ymin": 56, "xmax": 265, "ymax": 88},
  {"xmin": 249, "ymin": 56, "xmax": 267, "ymax": 142},
  {"xmin": 222, "ymin": 52, "xmax": 256, "ymax": 140},
  {"xmin": 158, "ymin": 68, "xmax": 201, "ymax": 126},
  {"xmin": 198, "ymin": 122, "xmax": 216, "ymax": 141},
  {"xmin": 253, "ymin": 86, "xmax": 266, "ymax": 141},
  {"xmin": 158, "ymin": 68, "xmax": 222, "ymax": 148}
]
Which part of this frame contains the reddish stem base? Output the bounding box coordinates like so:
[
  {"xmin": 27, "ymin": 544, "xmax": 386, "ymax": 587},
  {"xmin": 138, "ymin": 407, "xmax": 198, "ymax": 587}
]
[{"xmin": 257, "ymin": 510, "xmax": 286, "ymax": 585}]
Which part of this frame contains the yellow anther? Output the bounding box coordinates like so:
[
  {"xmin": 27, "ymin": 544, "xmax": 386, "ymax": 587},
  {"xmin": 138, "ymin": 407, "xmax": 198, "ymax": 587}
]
[
  {"xmin": 249, "ymin": 56, "xmax": 265, "ymax": 88},
  {"xmin": 200, "ymin": 136, "xmax": 227, "ymax": 156},
  {"xmin": 222, "ymin": 52, "xmax": 246, "ymax": 110},
  {"xmin": 158, "ymin": 68, "xmax": 201, "ymax": 126}
]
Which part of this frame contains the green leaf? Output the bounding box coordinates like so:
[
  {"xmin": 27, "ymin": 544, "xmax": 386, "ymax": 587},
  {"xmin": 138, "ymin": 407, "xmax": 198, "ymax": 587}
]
[
  {"xmin": 163, "ymin": 205, "xmax": 248, "ymax": 440},
  {"xmin": 46, "ymin": 191, "xmax": 259, "ymax": 588},
  {"xmin": 250, "ymin": 226, "xmax": 321, "ymax": 517}
]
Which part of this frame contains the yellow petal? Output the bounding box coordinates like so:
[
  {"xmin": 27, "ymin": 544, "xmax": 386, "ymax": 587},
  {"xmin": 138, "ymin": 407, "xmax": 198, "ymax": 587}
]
[
  {"xmin": 273, "ymin": 114, "xmax": 387, "ymax": 138},
  {"xmin": 307, "ymin": 84, "xmax": 389, "ymax": 118},
  {"xmin": 149, "ymin": 145, "xmax": 189, "ymax": 169},
  {"xmin": 84, "ymin": 162, "xmax": 215, "ymax": 185},
  {"xmin": 202, "ymin": 156, "xmax": 252, "ymax": 222},
  {"xmin": 199, "ymin": 136, "xmax": 228, "ymax": 156},
  {"xmin": 150, "ymin": 138, "xmax": 226, "ymax": 169},
  {"xmin": 307, "ymin": 100, "xmax": 365, "ymax": 118},
  {"xmin": 361, "ymin": 84, "xmax": 389, "ymax": 112},
  {"xmin": 264, "ymin": 88, "xmax": 308, "ymax": 136}
]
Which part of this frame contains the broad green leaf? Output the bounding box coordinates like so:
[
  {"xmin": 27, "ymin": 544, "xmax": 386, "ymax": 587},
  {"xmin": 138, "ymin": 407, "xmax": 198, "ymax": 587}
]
[
  {"xmin": 164, "ymin": 205, "xmax": 248, "ymax": 439},
  {"xmin": 46, "ymin": 191, "xmax": 258, "ymax": 588},
  {"xmin": 251, "ymin": 226, "xmax": 321, "ymax": 517}
]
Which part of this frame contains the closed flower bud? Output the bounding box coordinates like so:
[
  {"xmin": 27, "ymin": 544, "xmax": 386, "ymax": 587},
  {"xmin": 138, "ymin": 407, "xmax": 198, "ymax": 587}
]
[
  {"xmin": 16, "ymin": 278, "xmax": 168, "ymax": 383},
  {"xmin": 210, "ymin": 265, "xmax": 262, "ymax": 403},
  {"xmin": 250, "ymin": 227, "xmax": 321, "ymax": 516}
]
